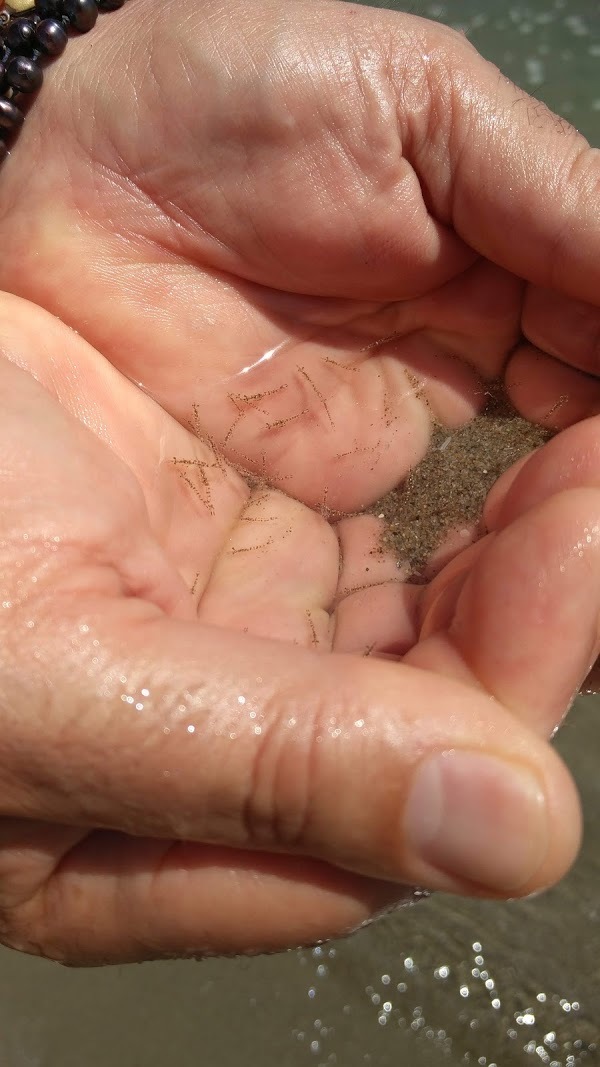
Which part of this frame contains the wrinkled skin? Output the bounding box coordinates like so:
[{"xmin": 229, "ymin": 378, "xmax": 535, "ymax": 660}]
[{"xmin": 0, "ymin": 0, "xmax": 597, "ymax": 964}]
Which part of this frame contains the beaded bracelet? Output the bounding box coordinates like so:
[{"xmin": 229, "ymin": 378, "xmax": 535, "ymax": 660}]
[{"xmin": 0, "ymin": 0, "xmax": 126, "ymax": 162}]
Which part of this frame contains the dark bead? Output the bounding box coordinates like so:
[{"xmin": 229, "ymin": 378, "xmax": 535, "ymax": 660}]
[
  {"xmin": 5, "ymin": 17, "xmax": 36, "ymax": 51},
  {"xmin": 0, "ymin": 97, "xmax": 24, "ymax": 129},
  {"xmin": 35, "ymin": 18, "xmax": 68, "ymax": 55},
  {"xmin": 63, "ymin": 0, "xmax": 98, "ymax": 32},
  {"xmin": 6, "ymin": 55, "xmax": 43, "ymax": 93},
  {"xmin": 97, "ymin": 0, "xmax": 124, "ymax": 8},
  {"xmin": 34, "ymin": 0, "xmax": 62, "ymax": 18}
]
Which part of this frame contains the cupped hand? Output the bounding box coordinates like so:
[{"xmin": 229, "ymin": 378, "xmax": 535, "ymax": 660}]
[{"xmin": 0, "ymin": 0, "xmax": 597, "ymax": 965}]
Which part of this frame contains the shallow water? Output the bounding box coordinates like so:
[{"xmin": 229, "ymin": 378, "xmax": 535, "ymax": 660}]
[{"xmin": 1, "ymin": 1, "xmax": 599, "ymax": 1065}]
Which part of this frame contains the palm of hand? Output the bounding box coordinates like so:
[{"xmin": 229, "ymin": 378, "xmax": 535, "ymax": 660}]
[
  {"xmin": 0, "ymin": 0, "xmax": 569, "ymax": 647},
  {"xmin": 0, "ymin": 0, "xmax": 597, "ymax": 964}
]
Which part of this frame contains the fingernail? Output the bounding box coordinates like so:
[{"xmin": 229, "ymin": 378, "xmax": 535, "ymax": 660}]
[{"xmin": 404, "ymin": 751, "xmax": 548, "ymax": 892}]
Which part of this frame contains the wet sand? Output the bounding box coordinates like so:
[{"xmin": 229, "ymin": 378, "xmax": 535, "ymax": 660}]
[{"xmin": 368, "ymin": 383, "xmax": 552, "ymax": 579}]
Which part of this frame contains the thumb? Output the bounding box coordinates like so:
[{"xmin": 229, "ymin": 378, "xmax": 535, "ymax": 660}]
[
  {"xmin": 8, "ymin": 596, "xmax": 580, "ymax": 901},
  {"xmin": 420, "ymin": 25, "xmax": 600, "ymax": 304}
]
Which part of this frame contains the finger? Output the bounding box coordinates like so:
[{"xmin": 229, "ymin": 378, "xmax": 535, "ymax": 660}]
[
  {"xmin": 332, "ymin": 514, "xmax": 420, "ymax": 655},
  {"xmin": 417, "ymin": 537, "xmax": 489, "ymax": 645},
  {"xmin": 5, "ymin": 598, "xmax": 580, "ymax": 902},
  {"xmin": 419, "ymin": 28, "xmax": 600, "ymax": 304},
  {"xmin": 483, "ymin": 454, "xmax": 539, "ymax": 532},
  {"xmin": 333, "ymin": 582, "xmax": 420, "ymax": 658},
  {"xmin": 0, "ymin": 822, "xmax": 409, "ymax": 965},
  {"xmin": 196, "ymin": 488, "xmax": 338, "ymax": 647},
  {"xmin": 484, "ymin": 416, "xmax": 600, "ymax": 532},
  {"xmin": 414, "ymin": 488, "xmax": 600, "ymax": 733},
  {"xmin": 505, "ymin": 346, "xmax": 600, "ymax": 430},
  {"xmin": 409, "ymin": 259, "xmax": 524, "ymax": 381},
  {"xmin": 581, "ymin": 659, "xmax": 600, "ymax": 695},
  {"xmin": 523, "ymin": 286, "xmax": 600, "ymax": 377},
  {"xmin": 335, "ymin": 515, "xmax": 404, "ymax": 594}
]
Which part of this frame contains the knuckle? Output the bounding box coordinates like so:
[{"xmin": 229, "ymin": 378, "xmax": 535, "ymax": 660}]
[{"xmin": 240, "ymin": 692, "xmax": 320, "ymax": 852}]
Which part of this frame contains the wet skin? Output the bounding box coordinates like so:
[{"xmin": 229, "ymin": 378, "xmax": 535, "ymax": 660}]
[{"xmin": 0, "ymin": 0, "xmax": 596, "ymax": 963}]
